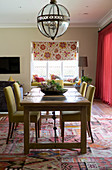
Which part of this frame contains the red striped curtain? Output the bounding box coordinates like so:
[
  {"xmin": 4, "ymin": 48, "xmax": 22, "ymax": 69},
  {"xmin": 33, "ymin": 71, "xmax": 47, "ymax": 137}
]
[{"xmin": 95, "ymin": 22, "xmax": 112, "ymax": 105}]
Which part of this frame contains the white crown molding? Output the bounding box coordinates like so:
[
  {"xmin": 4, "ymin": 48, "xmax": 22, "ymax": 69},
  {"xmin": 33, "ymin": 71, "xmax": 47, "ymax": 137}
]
[
  {"xmin": 69, "ymin": 23, "xmax": 98, "ymax": 28},
  {"xmin": 98, "ymin": 9, "xmax": 112, "ymax": 28}
]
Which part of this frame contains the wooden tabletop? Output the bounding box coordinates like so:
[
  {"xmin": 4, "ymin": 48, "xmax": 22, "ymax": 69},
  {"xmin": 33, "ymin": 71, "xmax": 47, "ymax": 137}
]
[
  {"xmin": 21, "ymin": 88, "xmax": 89, "ymax": 106},
  {"xmin": 21, "ymin": 88, "xmax": 90, "ymax": 111}
]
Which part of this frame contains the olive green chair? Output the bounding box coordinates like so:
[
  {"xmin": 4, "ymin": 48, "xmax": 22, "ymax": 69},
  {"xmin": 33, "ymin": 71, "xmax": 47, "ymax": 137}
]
[
  {"xmin": 4, "ymin": 86, "xmax": 40, "ymax": 144},
  {"xmin": 79, "ymin": 81, "xmax": 87, "ymax": 97},
  {"xmin": 13, "ymin": 82, "xmax": 23, "ymax": 111},
  {"xmin": 13, "ymin": 82, "xmax": 41, "ymax": 131},
  {"xmin": 55, "ymin": 80, "xmax": 64, "ymax": 88},
  {"xmin": 61, "ymin": 85, "xmax": 95, "ymax": 143}
]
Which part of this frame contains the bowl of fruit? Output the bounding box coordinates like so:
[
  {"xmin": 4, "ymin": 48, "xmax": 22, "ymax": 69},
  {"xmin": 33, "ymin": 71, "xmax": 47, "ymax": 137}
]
[{"xmin": 39, "ymin": 80, "xmax": 68, "ymax": 95}]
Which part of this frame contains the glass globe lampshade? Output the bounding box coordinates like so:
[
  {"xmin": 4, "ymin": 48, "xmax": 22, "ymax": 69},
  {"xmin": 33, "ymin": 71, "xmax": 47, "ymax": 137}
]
[{"xmin": 37, "ymin": 0, "xmax": 70, "ymax": 40}]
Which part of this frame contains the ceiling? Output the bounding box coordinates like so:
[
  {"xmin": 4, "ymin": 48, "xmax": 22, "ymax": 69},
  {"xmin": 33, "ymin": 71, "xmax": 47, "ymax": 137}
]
[{"xmin": 0, "ymin": 0, "xmax": 112, "ymax": 28}]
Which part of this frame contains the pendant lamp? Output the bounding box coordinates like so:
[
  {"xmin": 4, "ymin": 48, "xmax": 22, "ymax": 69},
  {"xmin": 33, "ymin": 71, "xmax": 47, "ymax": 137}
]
[{"xmin": 37, "ymin": 0, "xmax": 70, "ymax": 40}]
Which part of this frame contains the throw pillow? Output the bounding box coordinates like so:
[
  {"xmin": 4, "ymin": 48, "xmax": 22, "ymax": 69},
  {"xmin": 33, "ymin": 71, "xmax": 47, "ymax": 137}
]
[
  {"xmin": 33, "ymin": 74, "xmax": 38, "ymax": 82},
  {"xmin": 51, "ymin": 74, "xmax": 56, "ymax": 80},
  {"xmin": 50, "ymin": 74, "xmax": 61, "ymax": 80},
  {"xmin": 55, "ymin": 75, "xmax": 61, "ymax": 80},
  {"xmin": 73, "ymin": 77, "xmax": 78, "ymax": 82},
  {"xmin": 67, "ymin": 78, "xmax": 73, "ymax": 83},
  {"xmin": 64, "ymin": 77, "xmax": 78, "ymax": 83},
  {"xmin": 35, "ymin": 77, "xmax": 45, "ymax": 82}
]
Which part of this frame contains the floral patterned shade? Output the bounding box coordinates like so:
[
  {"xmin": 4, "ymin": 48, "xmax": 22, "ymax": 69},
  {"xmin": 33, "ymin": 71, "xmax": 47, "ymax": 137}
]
[{"xmin": 32, "ymin": 41, "xmax": 78, "ymax": 60}]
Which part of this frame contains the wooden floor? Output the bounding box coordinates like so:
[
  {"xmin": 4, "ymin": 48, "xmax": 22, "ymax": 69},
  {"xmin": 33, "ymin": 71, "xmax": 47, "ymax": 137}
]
[{"xmin": 92, "ymin": 99, "xmax": 112, "ymax": 116}]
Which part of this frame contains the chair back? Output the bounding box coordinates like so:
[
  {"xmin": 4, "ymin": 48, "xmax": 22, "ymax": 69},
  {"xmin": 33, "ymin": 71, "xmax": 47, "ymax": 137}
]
[
  {"xmin": 55, "ymin": 80, "xmax": 64, "ymax": 88},
  {"xmin": 13, "ymin": 82, "xmax": 22, "ymax": 111},
  {"xmin": 4, "ymin": 86, "xmax": 16, "ymax": 121},
  {"xmin": 79, "ymin": 82, "xmax": 87, "ymax": 97},
  {"xmin": 48, "ymin": 79, "xmax": 64, "ymax": 88},
  {"xmin": 86, "ymin": 85, "xmax": 95, "ymax": 120}
]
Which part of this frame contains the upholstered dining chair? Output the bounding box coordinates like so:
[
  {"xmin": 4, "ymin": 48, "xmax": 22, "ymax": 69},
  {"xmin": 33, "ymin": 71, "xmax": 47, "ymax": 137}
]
[
  {"xmin": 13, "ymin": 82, "xmax": 23, "ymax": 111},
  {"xmin": 13, "ymin": 82, "xmax": 41, "ymax": 131},
  {"xmin": 4, "ymin": 86, "xmax": 40, "ymax": 144},
  {"xmin": 79, "ymin": 81, "xmax": 87, "ymax": 97},
  {"xmin": 61, "ymin": 85, "xmax": 95, "ymax": 143},
  {"xmin": 55, "ymin": 80, "xmax": 64, "ymax": 88}
]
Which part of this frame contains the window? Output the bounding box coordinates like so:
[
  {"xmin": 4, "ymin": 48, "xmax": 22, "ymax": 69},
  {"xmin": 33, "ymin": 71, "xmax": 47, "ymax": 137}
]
[
  {"xmin": 33, "ymin": 60, "xmax": 47, "ymax": 78},
  {"xmin": 31, "ymin": 41, "xmax": 79, "ymax": 81},
  {"xmin": 32, "ymin": 58, "xmax": 79, "ymax": 80},
  {"xmin": 48, "ymin": 61, "xmax": 61, "ymax": 78},
  {"xmin": 63, "ymin": 60, "xmax": 78, "ymax": 79}
]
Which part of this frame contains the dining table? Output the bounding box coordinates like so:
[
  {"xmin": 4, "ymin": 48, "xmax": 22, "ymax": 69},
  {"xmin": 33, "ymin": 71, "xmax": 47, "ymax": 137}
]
[{"xmin": 20, "ymin": 87, "xmax": 90, "ymax": 154}]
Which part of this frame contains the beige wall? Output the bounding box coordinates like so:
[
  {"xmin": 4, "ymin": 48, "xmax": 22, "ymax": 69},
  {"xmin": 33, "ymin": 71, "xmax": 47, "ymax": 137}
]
[{"xmin": 0, "ymin": 27, "xmax": 98, "ymax": 92}]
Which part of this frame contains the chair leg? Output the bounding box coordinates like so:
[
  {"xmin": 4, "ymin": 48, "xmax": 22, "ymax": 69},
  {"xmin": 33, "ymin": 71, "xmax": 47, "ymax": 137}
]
[
  {"xmin": 35, "ymin": 122, "xmax": 38, "ymax": 143},
  {"xmin": 62, "ymin": 122, "xmax": 64, "ymax": 143},
  {"xmin": 87, "ymin": 123, "xmax": 91, "ymax": 137},
  {"xmin": 6, "ymin": 122, "xmax": 12, "ymax": 144},
  {"xmin": 39, "ymin": 114, "xmax": 41, "ymax": 130},
  {"xmin": 87, "ymin": 121, "xmax": 94, "ymax": 143},
  {"xmin": 10, "ymin": 123, "xmax": 15, "ymax": 138},
  {"xmin": 46, "ymin": 111, "xmax": 49, "ymax": 121},
  {"xmin": 60, "ymin": 111, "xmax": 62, "ymax": 136},
  {"xmin": 15, "ymin": 123, "xmax": 19, "ymax": 130},
  {"xmin": 38, "ymin": 120, "xmax": 40, "ymax": 138}
]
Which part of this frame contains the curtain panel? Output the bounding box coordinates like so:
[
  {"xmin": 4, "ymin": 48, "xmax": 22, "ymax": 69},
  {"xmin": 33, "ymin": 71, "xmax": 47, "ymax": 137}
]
[
  {"xmin": 32, "ymin": 41, "xmax": 78, "ymax": 60},
  {"xmin": 95, "ymin": 22, "xmax": 112, "ymax": 105}
]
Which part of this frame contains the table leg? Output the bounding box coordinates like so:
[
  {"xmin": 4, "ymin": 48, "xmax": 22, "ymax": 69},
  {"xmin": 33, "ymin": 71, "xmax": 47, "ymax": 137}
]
[
  {"xmin": 24, "ymin": 107, "xmax": 30, "ymax": 154},
  {"xmin": 52, "ymin": 111, "xmax": 57, "ymax": 143},
  {"xmin": 81, "ymin": 106, "xmax": 87, "ymax": 154}
]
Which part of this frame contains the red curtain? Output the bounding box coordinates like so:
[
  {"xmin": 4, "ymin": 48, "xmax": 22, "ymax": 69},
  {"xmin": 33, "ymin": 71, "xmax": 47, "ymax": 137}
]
[{"xmin": 95, "ymin": 22, "xmax": 112, "ymax": 105}]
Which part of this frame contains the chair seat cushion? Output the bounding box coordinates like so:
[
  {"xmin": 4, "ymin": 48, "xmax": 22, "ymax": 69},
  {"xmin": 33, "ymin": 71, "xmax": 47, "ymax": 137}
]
[
  {"xmin": 62, "ymin": 111, "xmax": 80, "ymax": 115},
  {"xmin": 12, "ymin": 111, "xmax": 40, "ymax": 122},
  {"xmin": 62, "ymin": 111, "xmax": 81, "ymax": 121},
  {"xmin": 30, "ymin": 111, "xmax": 40, "ymax": 122},
  {"xmin": 64, "ymin": 81, "xmax": 75, "ymax": 86},
  {"xmin": 31, "ymin": 82, "xmax": 46, "ymax": 86}
]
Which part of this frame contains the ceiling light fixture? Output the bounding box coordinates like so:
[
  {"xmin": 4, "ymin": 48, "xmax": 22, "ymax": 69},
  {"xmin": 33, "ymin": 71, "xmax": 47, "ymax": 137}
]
[{"xmin": 37, "ymin": 0, "xmax": 70, "ymax": 40}]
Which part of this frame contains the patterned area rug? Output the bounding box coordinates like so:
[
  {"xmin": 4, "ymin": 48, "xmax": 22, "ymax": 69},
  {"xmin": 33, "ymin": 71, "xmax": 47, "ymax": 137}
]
[{"xmin": 0, "ymin": 100, "xmax": 112, "ymax": 169}]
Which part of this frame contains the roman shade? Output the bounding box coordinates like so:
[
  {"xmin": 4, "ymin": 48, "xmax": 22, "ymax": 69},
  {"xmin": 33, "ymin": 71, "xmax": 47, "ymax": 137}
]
[{"xmin": 32, "ymin": 41, "xmax": 78, "ymax": 60}]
